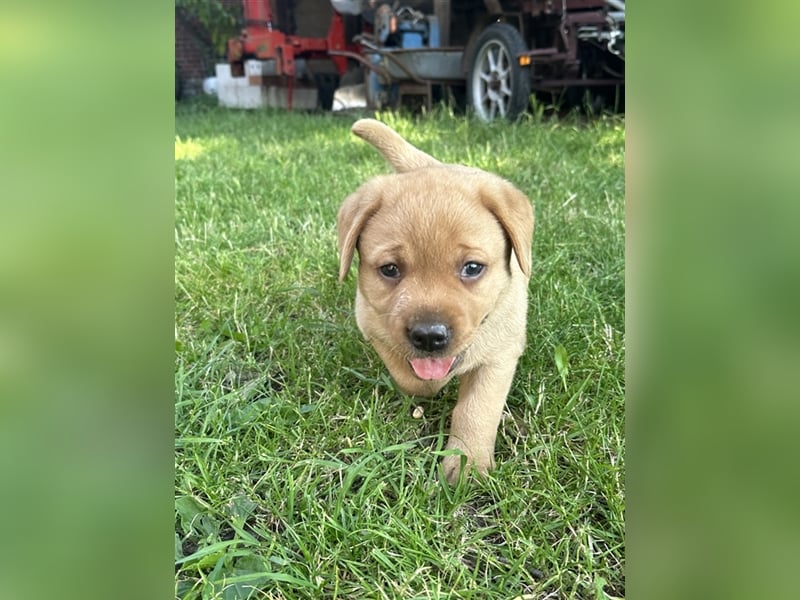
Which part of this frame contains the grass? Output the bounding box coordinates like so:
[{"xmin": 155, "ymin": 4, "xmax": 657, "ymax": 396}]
[{"xmin": 175, "ymin": 99, "xmax": 625, "ymax": 599}]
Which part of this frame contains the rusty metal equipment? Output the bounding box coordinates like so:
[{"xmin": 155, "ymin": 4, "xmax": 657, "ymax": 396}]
[
  {"xmin": 226, "ymin": 0, "xmax": 359, "ymax": 109},
  {"xmin": 516, "ymin": 0, "xmax": 625, "ymax": 88},
  {"xmin": 225, "ymin": 0, "xmax": 625, "ymax": 119}
]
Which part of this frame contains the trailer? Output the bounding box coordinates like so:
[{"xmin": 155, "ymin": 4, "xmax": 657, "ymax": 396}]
[{"xmin": 224, "ymin": 0, "xmax": 624, "ymax": 120}]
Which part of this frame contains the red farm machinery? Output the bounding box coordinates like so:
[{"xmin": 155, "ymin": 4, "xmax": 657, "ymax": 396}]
[{"xmin": 222, "ymin": 0, "xmax": 625, "ymax": 120}]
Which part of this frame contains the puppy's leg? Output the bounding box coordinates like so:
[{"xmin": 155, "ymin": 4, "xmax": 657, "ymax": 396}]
[{"xmin": 442, "ymin": 362, "xmax": 518, "ymax": 484}]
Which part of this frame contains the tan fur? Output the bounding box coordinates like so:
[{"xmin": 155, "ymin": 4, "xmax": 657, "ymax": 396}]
[{"xmin": 338, "ymin": 119, "xmax": 534, "ymax": 484}]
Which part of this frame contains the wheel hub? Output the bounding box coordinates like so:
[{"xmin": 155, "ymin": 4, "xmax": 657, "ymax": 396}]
[{"xmin": 468, "ymin": 23, "xmax": 531, "ymax": 121}]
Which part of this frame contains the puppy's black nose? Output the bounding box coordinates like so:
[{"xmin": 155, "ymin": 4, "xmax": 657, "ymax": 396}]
[{"xmin": 408, "ymin": 322, "xmax": 451, "ymax": 352}]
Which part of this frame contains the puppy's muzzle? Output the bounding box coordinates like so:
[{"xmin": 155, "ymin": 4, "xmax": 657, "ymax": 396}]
[
  {"xmin": 407, "ymin": 321, "xmax": 452, "ymax": 353},
  {"xmin": 407, "ymin": 318, "xmax": 460, "ymax": 381}
]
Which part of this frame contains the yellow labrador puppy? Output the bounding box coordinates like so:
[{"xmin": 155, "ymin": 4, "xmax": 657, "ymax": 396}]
[{"xmin": 338, "ymin": 119, "xmax": 534, "ymax": 483}]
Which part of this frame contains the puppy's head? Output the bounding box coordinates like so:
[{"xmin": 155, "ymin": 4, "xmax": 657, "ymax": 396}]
[{"xmin": 338, "ymin": 120, "xmax": 533, "ymax": 390}]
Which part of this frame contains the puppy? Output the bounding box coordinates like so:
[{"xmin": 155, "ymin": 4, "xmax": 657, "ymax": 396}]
[{"xmin": 337, "ymin": 119, "xmax": 534, "ymax": 483}]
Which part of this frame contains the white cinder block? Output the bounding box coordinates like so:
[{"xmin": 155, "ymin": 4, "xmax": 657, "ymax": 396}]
[{"xmin": 215, "ymin": 62, "xmax": 318, "ymax": 110}]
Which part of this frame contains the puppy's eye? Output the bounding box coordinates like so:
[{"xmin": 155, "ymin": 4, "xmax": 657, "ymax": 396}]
[
  {"xmin": 461, "ymin": 261, "xmax": 485, "ymax": 279},
  {"xmin": 379, "ymin": 263, "xmax": 401, "ymax": 279}
]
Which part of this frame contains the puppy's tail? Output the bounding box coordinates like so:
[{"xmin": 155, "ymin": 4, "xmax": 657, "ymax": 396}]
[{"xmin": 352, "ymin": 119, "xmax": 441, "ymax": 173}]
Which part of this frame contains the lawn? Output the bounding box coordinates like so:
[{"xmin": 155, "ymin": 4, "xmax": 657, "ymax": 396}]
[{"xmin": 175, "ymin": 100, "xmax": 625, "ymax": 599}]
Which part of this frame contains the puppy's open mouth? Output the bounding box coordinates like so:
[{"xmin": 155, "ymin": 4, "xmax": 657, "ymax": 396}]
[{"xmin": 408, "ymin": 354, "xmax": 461, "ymax": 381}]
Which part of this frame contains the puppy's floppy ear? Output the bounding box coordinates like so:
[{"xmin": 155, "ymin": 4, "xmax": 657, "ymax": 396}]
[
  {"xmin": 337, "ymin": 178, "xmax": 384, "ymax": 281},
  {"xmin": 480, "ymin": 180, "xmax": 535, "ymax": 277},
  {"xmin": 352, "ymin": 119, "xmax": 441, "ymax": 173}
]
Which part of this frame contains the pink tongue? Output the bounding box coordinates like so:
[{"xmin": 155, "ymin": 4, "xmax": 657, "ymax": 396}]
[{"xmin": 409, "ymin": 357, "xmax": 456, "ymax": 380}]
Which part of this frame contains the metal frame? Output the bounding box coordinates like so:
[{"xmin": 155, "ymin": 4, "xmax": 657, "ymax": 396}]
[{"xmin": 226, "ymin": 0, "xmax": 624, "ymax": 109}]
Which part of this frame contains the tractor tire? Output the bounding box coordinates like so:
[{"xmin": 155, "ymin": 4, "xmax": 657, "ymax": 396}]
[
  {"xmin": 315, "ymin": 73, "xmax": 340, "ymax": 111},
  {"xmin": 466, "ymin": 23, "xmax": 531, "ymax": 121}
]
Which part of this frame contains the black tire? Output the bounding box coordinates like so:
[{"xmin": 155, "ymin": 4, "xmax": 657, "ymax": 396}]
[
  {"xmin": 315, "ymin": 73, "xmax": 340, "ymax": 111},
  {"xmin": 466, "ymin": 23, "xmax": 531, "ymax": 121}
]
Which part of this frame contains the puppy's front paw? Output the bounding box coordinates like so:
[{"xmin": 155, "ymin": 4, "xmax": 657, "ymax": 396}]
[
  {"xmin": 442, "ymin": 452, "xmax": 467, "ymax": 485},
  {"xmin": 441, "ymin": 449, "xmax": 493, "ymax": 485}
]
